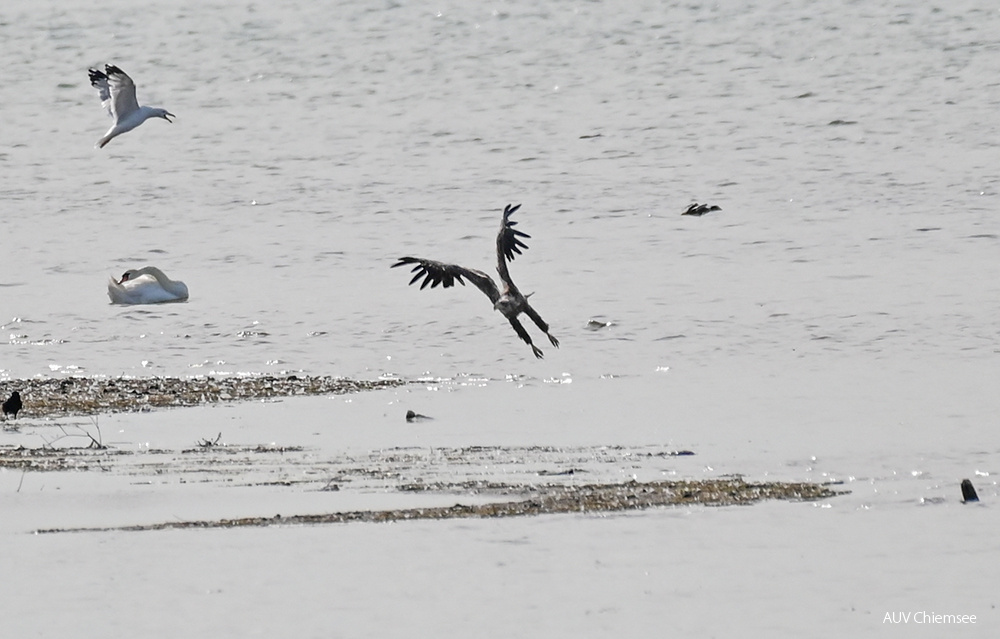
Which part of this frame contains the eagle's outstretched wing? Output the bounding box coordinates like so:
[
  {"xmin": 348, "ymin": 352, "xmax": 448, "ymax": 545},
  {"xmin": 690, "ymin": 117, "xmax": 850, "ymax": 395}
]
[
  {"xmin": 495, "ymin": 203, "xmax": 530, "ymax": 290},
  {"xmin": 392, "ymin": 257, "xmax": 500, "ymax": 305}
]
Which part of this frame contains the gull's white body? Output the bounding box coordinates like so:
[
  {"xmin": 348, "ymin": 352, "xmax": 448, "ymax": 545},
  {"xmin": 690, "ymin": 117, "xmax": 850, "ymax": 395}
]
[
  {"xmin": 89, "ymin": 65, "xmax": 174, "ymax": 148},
  {"xmin": 108, "ymin": 267, "xmax": 188, "ymax": 305}
]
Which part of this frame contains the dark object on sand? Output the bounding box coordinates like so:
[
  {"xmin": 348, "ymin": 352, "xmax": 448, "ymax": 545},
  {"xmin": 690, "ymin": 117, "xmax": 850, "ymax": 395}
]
[
  {"xmin": 961, "ymin": 479, "xmax": 979, "ymax": 503},
  {"xmin": 2, "ymin": 391, "xmax": 22, "ymax": 418},
  {"xmin": 392, "ymin": 203, "xmax": 560, "ymax": 359},
  {"xmin": 405, "ymin": 410, "xmax": 431, "ymax": 423},
  {"xmin": 682, "ymin": 203, "xmax": 721, "ymax": 216}
]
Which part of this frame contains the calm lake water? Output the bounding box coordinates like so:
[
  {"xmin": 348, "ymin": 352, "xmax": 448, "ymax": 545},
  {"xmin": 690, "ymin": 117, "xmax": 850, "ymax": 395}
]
[{"xmin": 2, "ymin": 0, "xmax": 999, "ymax": 635}]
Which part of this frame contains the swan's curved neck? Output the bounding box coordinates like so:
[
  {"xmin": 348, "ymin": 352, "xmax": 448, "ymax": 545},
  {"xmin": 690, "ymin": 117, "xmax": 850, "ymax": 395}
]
[
  {"xmin": 132, "ymin": 267, "xmax": 185, "ymax": 294},
  {"xmin": 136, "ymin": 267, "xmax": 172, "ymax": 284}
]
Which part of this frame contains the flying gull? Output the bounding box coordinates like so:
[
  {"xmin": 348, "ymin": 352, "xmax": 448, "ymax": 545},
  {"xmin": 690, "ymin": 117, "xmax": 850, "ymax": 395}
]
[
  {"xmin": 88, "ymin": 65, "xmax": 174, "ymax": 148},
  {"xmin": 392, "ymin": 204, "xmax": 560, "ymax": 359}
]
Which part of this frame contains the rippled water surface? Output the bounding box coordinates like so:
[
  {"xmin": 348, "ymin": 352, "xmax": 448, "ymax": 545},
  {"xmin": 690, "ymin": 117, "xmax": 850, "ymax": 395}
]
[
  {"xmin": 4, "ymin": 0, "xmax": 997, "ymax": 380},
  {"xmin": 2, "ymin": 0, "xmax": 1000, "ymax": 635}
]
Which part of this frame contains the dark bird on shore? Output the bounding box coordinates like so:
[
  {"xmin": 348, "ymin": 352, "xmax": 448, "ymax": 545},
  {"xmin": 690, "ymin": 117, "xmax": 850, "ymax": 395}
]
[
  {"xmin": 961, "ymin": 479, "xmax": 979, "ymax": 503},
  {"xmin": 392, "ymin": 203, "xmax": 560, "ymax": 359},
  {"xmin": 682, "ymin": 203, "xmax": 721, "ymax": 216},
  {"xmin": 2, "ymin": 391, "xmax": 22, "ymax": 419},
  {"xmin": 405, "ymin": 410, "xmax": 432, "ymax": 422}
]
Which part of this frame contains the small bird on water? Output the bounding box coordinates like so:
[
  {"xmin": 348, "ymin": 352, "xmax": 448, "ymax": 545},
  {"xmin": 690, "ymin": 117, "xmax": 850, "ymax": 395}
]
[
  {"xmin": 392, "ymin": 203, "xmax": 560, "ymax": 359},
  {"xmin": 682, "ymin": 203, "xmax": 721, "ymax": 216},
  {"xmin": 88, "ymin": 64, "xmax": 175, "ymax": 148},
  {"xmin": 961, "ymin": 479, "xmax": 979, "ymax": 503},
  {"xmin": 2, "ymin": 391, "xmax": 22, "ymax": 419}
]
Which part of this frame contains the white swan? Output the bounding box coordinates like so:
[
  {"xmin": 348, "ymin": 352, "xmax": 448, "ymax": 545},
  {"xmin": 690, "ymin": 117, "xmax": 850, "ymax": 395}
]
[{"xmin": 108, "ymin": 266, "xmax": 189, "ymax": 305}]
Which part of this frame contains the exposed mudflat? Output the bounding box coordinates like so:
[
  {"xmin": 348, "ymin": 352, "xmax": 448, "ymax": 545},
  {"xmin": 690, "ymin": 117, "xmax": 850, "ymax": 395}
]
[
  {"xmin": 1, "ymin": 375, "xmax": 843, "ymax": 534},
  {"xmin": 0, "ymin": 375, "xmax": 405, "ymax": 418},
  {"xmin": 36, "ymin": 476, "xmax": 839, "ymax": 533}
]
